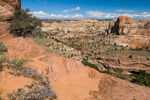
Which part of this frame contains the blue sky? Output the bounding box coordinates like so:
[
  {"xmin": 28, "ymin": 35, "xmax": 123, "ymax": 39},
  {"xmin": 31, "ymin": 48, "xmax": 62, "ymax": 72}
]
[{"xmin": 21, "ymin": 0, "xmax": 150, "ymax": 19}]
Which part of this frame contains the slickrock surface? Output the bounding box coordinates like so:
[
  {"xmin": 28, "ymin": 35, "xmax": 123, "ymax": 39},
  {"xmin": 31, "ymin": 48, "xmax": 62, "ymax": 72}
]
[
  {"xmin": 4, "ymin": 37, "xmax": 47, "ymax": 58},
  {"xmin": 0, "ymin": 35, "xmax": 150, "ymax": 100}
]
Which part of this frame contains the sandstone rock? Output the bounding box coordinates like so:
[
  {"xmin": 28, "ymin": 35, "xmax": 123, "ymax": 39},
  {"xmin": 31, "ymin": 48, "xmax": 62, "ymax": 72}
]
[
  {"xmin": 118, "ymin": 15, "xmax": 127, "ymax": 23},
  {"xmin": 109, "ymin": 16, "xmax": 138, "ymax": 35},
  {"xmin": 125, "ymin": 17, "xmax": 134, "ymax": 24},
  {"xmin": 0, "ymin": 5, "xmax": 13, "ymax": 21},
  {"xmin": 0, "ymin": 0, "xmax": 21, "ymax": 35},
  {"xmin": 4, "ymin": 37, "xmax": 47, "ymax": 58},
  {"xmin": 97, "ymin": 56, "xmax": 150, "ymax": 74},
  {"xmin": 42, "ymin": 19, "xmax": 111, "ymax": 36},
  {"xmin": 0, "ymin": 22, "xmax": 10, "ymax": 35},
  {"xmin": 0, "ymin": 0, "xmax": 21, "ymax": 11}
]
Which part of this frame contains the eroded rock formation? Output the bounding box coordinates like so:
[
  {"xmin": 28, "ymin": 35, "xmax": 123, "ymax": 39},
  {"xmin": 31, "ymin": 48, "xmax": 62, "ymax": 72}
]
[
  {"xmin": 42, "ymin": 19, "xmax": 111, "ymax": 36},
  {"xmin": 97, "ymin": 56, "xmax": 150, "ymax": 74},
  {"xmin": 109, "ymin": 16, "xmax": 150, "ymax": 36},
  {"xmin": 109, "ymin": 16, "xmax": 138, "ymax": 35},
  {"xmin": 0, "ymin": 0, "xmax": 21, "ymax": 35}
]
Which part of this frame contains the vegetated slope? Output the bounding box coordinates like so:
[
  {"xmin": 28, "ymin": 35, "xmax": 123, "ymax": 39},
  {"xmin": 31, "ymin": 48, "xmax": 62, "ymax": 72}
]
[{"xmin": 1, "ymin": 35, "xmax": 150, "ymax": 100}]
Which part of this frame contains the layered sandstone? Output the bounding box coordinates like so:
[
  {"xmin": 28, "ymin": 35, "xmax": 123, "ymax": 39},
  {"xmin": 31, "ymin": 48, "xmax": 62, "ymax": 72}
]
[
  {"xmin": 109, "ymin": 16, "xmax": 150, "ymax": 36},
  {"xmin": 0, "ymin": 0, "xmax": 21, "ymax": 35},
  {"xmin": 42, "ymin": 19, "xmax": 110, "ymax": 36},
  {"xmin": 97, "ymin": 56, "xmax": 150, "ymax": 74},
  {"xmin": 109, "ymin": 16, "xmax": 138, "ymax": 35}
]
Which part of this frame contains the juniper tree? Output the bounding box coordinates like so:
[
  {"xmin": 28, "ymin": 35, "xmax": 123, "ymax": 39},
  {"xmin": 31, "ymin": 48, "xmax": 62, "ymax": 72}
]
[{"xmin": 9, "ymin": 8, "xmax": 42, "ymax": 37}]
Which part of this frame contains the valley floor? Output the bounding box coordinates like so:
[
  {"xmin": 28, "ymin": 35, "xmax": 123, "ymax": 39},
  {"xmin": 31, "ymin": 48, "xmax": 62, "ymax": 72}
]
[{"xmin": 0, "ymin": 34, "xmax": 150, "ymax": 100}]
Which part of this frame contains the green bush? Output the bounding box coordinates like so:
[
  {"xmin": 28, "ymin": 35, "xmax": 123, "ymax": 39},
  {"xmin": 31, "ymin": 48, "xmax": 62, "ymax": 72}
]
[
  {"xmin": 0, "ymin": 41, "xmax": 6, "ymax": 52},
  {"xmin": 9, "ymin": 8, "xmax": 42, "ymax": 37},
  {"xmin": 129, "ymin": 55, "xmax": 133, "ymax": 59},
  {"xmin": 81, "ymin": 59, "xmax": 131, "ymax": 80},
  {"xmin": 8, "ymin": 58, "xmax": 27, "ymax": 69},
  {"xmin": 132, "ymin": 70, "xmax": 150, "ymax": 87},
  {"xmin": 0, "ymin": 55, "xmax": 8, "ymax": 71},
  {"xmin": 82, "ymin": 59, "xmax": 100, "ymax": 71}
]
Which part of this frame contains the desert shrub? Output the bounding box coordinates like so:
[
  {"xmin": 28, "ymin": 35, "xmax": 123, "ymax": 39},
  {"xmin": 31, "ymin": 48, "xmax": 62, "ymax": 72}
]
[
  {"xmin": 131, "ymin": 47, "xmax": 143, "ymax": 51},
  {"xmin": 8, "ymin": 58, "xmax": 27, "ymax": 69},
  {"xmin": 129, "ymin": 55, "xmax": 133, "ymax": 59},
  {"xmin": 0, "ymin": 41, "xmax": 6, "ymax": 52},
  {"xmin": 0, "ymin": 55, "xmax": 8, "ymax": 71},
  {"xmin": 144, "ymin": 22, "xmax": 150, "ymax": 27},
  {"xmin": 8, "ymin": 64, "xmax": 56, "ymax": 99},
  {"xmin": 9, "ymin": 8, "xmax": 42, "ymax": 37},
  {"xmin": 0, "ymin": 63, "xmax": 2, "ymax": 71},
  {"xmin": 132, "ymin": 70, "xmax": 150, "ymax": 87},
  {"xmin": 81, "ymin": 59, "xmax": 131, "ymax": 80},
  {"xmin": 8, "ymin": 82, "xmax": 56, "ymax": 100},
  {"xmin": 82, "ymin": 59, "xmax": 100, "ymax": 71}
]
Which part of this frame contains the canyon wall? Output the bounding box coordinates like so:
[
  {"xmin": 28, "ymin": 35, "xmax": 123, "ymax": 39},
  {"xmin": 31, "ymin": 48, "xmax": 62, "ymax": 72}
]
[
  {"xmin": 42, "ymin": 16, "xmax": 150, "ymax": 36},
  {"xmin": 42, "ymin": 19, "xmax": 111, "ymax": 35}
]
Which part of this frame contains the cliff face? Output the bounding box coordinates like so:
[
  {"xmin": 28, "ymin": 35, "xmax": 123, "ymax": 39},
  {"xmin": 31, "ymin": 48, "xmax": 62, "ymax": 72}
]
[{"xmin": 0, "ymin": 0, "xmax": 21, "ymax": 35}]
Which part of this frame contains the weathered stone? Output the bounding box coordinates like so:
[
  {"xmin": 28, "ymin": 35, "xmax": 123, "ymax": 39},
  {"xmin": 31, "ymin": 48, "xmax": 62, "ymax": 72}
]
[{"xmin": 0, "ymin": 0, "xmax": 21, "ymax": 35}]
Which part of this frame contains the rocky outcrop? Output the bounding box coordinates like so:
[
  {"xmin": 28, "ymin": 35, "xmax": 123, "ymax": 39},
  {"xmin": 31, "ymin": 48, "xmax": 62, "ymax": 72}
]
[
  {"xmin": 0, "ymin": 0, "xmax": 21, "ymax": 35},
  {"xmin": 0, "ymin": 0, "xmax": 21, "ymax": 21},
  {"xmin": 3, "ymin": 37, "xmax": 47, "ymax": 58},
  {"xmin": 109, "ymin": 16, "xmax": 150, "ymax": 36},
  {"xmin": 108, "ymin": 16, "xmax": 150, "ymax": 49},
  {"xmin": 0, "ymin": 0, "xmax": 21, "ymax": 10},
  {"xmin": 97, "ymin": 56, "xmax": 150, "ymax": 74},
  {"xmin": 109, "ymin": 16, "xmax": 138, "ymax": 35}
]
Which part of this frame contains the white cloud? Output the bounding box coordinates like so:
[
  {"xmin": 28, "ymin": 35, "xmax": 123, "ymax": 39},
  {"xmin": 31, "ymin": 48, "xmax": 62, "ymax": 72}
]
[
  {"xmin": 63, "ymin": 10, "xmax": 70, "ymax": 13},
  {"xmin": 63, "ymin": 6, "xmax": 80, "ymax": 12},
  {"xmin": 31, "ymin": 11, "xmax": 150, "ymax": 20},
  {"xmin": 87, "ymin": 11, "xmax": 150, "ymax": 20},
  {"xmin": 116, "ymin": 9, "xmax": 134, "ymax": 12},
  {"xmin": 141, "ymin": 12, "xmax": 149, "ymax": 15},
  {"xmin": 37, "ymin": 0, "xmax": 47, "ymax": 4},
  {"xmin": 31, "ymin": 11, "xmax": 84, "ymax": 19},
  {"xmin": 87, "ymin": 11, "xmax": 118, "ymax": 19},
  {"xmin": 75, "ymin": 7, "xmax": 80, "ymax": 10}
]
